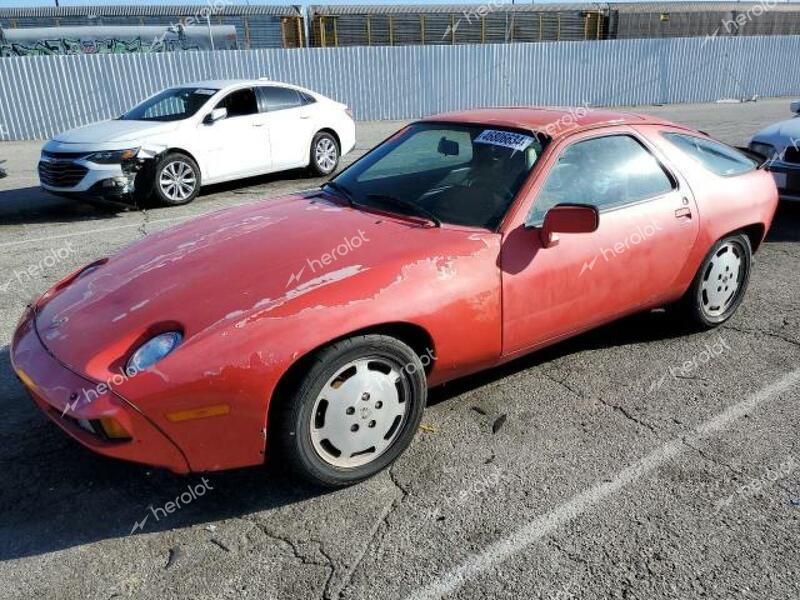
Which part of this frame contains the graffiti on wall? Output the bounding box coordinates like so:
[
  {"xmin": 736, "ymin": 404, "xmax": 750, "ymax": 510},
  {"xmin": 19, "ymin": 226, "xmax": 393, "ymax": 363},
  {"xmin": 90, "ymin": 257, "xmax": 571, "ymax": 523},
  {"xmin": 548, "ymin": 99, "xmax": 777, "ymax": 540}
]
[
  {"xmin": 0, "ymin": 25, "xmax": 237, "ymax": 57},
  {"xmin": 1, "ymin": 37, "xmax": 203, "ymax": 57}
]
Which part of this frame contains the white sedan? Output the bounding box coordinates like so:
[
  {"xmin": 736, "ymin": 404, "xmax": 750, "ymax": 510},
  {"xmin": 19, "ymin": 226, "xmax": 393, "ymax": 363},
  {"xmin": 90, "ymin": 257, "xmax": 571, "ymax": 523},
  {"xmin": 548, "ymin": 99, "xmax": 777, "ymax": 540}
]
[{"xmin": 38, "ymin": 79, "xmax": 356, "ymax": 206}]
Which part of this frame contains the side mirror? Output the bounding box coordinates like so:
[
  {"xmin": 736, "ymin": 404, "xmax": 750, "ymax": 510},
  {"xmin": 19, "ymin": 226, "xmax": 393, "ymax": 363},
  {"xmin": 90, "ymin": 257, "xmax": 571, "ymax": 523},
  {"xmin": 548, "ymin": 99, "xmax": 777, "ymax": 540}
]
[
  {"xmin": 791, "ymin": 100, "xmax": 800, "ymax": 115},
  {"xmin": 204, "ymin": 107, "xmax": 227, "ymax": 125},
  {"xmin": 540, "ymin": 204, "xmax": 599, "ymax": 248}
]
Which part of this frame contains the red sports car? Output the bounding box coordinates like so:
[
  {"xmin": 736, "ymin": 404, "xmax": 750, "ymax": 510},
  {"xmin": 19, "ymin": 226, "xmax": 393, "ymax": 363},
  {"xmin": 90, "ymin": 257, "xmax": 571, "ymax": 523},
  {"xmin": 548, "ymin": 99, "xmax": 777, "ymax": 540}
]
[{"xmin": 11, "ymin": 108, "xmax": 777, "ymax": 487}]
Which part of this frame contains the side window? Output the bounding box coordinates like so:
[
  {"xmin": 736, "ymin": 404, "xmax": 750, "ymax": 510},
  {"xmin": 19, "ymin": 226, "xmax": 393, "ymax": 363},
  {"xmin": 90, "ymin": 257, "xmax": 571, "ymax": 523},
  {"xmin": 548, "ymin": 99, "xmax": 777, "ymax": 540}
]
[
  {"xmin": 215, "ymin": 88, "xmax": 258, "ymax": 118},
  {"xmin": 527, "ymin": 135, "xmax": 675, "ymax": 226},
  {"xmin": 299, "ymin": 91, "xmax": 317, "ymax": 105},
  {"xmin": 260, "ymin": 86, "xmax": 303, "ymax": 112},
  {"xmin": 663, "ymin": 132, "xmax": 756, "ymax": 176}
]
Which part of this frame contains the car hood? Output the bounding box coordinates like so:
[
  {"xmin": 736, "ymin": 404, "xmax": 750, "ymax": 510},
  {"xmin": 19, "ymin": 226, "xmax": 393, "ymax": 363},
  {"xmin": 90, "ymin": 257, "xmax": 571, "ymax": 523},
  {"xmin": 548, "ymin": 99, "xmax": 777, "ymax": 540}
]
[
  {"xmin": 752, "ymin": 116, "xmax": 800, "ymax": 145},
  {"xmin": 35, "ymin": 193, "xmax": 467, "ymax": 374},
  {"xmin": 52, "ymin": 119, "xmax": 180, "ymax": 145}
]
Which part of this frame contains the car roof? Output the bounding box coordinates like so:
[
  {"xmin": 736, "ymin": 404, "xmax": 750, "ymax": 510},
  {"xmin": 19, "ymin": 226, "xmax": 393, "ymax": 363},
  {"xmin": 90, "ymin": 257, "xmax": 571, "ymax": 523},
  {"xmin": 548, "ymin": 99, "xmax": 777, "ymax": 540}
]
[
  {"xmin": 180, "ymin": 79, "xmax": 307, "ymax": 91},
  {"xmin": 424, "ymin": 107, "xmax": 680, "ymax": 139}
]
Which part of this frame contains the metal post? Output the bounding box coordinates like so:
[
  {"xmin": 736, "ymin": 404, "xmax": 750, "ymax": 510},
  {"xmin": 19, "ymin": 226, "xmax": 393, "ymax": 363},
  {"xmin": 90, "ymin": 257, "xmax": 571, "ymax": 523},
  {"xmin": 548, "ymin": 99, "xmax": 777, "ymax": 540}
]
[{"xmin": 206, "ymin": 14, "xmax": 215, "ymax": 51}]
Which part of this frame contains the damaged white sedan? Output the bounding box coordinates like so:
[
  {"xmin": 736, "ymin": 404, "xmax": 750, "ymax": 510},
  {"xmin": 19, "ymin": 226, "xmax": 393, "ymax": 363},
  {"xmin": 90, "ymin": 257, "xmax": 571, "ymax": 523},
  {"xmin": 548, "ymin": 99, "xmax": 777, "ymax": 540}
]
[{"xmin": 38, "ymin": 79, "xmax": 356, "ymax": 206}]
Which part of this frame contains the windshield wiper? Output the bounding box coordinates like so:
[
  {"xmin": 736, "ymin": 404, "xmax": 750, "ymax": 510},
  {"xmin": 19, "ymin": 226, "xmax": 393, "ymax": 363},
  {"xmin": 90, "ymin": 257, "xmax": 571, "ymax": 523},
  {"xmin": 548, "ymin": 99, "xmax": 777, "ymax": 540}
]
[
  {"xmin": 322, "ymin": 181, "xmax": 356, "ymax": 206},
  {"xmin": 365, "ymin": 194, "xmax": 442, "ymax": 227}
]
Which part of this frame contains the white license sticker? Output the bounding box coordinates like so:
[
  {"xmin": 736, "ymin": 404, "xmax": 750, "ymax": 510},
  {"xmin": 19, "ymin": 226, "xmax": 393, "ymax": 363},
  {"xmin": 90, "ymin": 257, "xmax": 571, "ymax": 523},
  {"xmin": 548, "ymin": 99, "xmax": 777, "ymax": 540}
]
[
  {"xmin": 195, "ymin": 88, "xmax": 218, "ymax": 96},
  {"xmin": 475, "ymin": 129, "xmax": 535, "ymax": 152},
  {"xmin": 771, "ymin": 171, "xmax": 787, "ymax": 189}
]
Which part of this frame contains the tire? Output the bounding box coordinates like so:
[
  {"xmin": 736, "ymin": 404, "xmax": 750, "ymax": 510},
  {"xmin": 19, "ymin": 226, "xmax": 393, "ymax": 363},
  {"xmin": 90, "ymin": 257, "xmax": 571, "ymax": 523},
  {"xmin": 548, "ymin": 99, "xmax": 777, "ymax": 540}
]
[
  {"xmin": 308, "ymin": 132, "xmax": 340, "ymax": 177},
  {"xmin": 275, "ymin": 334, "xmax": 427, "ymax": 488},
  {"xmin": 146, "ymin": 152, "xmax": 201, "ymax": 206},
  {"xmin": 679, "ymin": 233, "xmax": 752, "ymax": 329}
]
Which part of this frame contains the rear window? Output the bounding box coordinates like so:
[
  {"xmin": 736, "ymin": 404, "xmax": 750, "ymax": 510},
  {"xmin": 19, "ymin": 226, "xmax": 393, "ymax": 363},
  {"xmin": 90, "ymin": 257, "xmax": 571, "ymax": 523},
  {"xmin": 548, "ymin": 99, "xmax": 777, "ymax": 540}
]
[{"xmin": 663, "ymin": 132, "xmax": 756, "ymax": 177}]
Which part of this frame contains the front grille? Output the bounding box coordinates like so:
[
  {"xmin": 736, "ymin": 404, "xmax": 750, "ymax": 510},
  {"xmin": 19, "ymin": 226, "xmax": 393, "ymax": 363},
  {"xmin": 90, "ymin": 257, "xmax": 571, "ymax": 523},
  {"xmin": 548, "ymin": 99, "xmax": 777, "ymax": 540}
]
[
  {"xmin": 783, "ymin": 146, "xmax": 800, "ymax": 164},
  {"xmin": 38, "ymin": 159, "xmax": 88, "ymax": 188}
]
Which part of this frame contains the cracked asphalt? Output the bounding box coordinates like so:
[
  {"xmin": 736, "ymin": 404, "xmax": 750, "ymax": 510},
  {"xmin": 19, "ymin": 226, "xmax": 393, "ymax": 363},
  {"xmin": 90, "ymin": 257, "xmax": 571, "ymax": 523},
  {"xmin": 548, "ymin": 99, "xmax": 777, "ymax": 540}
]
[{"xmin": 1, "ymin": 99, "xmax": 799, "ymax": 600}]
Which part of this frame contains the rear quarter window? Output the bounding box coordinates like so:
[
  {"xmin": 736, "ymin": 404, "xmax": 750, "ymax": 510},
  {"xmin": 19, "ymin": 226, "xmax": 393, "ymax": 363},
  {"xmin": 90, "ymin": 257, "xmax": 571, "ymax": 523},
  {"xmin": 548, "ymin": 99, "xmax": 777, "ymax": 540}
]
[{"xmin": 662, "ymin": 132, "xmax": 756, "ymax": 177}]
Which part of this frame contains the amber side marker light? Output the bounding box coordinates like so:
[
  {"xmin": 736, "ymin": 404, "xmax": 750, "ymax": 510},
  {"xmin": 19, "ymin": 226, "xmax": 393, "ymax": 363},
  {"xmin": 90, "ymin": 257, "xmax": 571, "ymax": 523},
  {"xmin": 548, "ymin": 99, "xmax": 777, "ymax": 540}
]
[
  {"xmin": 166, "ymin": 404, "xmax": 230, "ymax": 423},
  {"xmin": 99, "ymin": 417, "xmax": 132, "ymax": 440},
  {"xmin": 14, "ymin": 368, "xmax": 37, "ymax": 392}
]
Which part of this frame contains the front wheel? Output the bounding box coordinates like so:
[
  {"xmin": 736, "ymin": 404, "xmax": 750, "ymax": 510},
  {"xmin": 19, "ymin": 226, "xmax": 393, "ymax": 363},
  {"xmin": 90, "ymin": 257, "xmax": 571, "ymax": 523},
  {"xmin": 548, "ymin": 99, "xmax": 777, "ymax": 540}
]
[
  {"xmin": 679, "ymin": 233, "xmax": 752, "ymax": 328},
  {"xmin": 148, "ymin": 152, "xmax": 201, "ymax": 206},
  {"xmin": 308, "ymin": 132, "xmax": 340, "ymax": 177},
  {"xmin": 275, "ymin": 335, "xmax": 427, "ymax": 488}
]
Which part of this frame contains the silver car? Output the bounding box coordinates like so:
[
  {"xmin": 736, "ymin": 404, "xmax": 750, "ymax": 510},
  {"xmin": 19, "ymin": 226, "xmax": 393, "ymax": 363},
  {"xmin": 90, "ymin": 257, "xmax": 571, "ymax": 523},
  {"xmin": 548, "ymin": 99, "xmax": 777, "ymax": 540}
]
[{"xmin": 749, "ymin": 101, "xmax": 800, "ymax": 201}]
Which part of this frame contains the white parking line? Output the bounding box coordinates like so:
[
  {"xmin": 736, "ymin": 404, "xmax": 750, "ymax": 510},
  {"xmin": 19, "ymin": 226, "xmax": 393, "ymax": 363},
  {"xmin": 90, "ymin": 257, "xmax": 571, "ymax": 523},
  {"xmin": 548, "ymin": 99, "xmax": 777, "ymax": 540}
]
[
  {"xmin": 0, "ymin": 215, "xmax": 192, "ymax": 250},
  {"xmin": 406, "ymin": 368, "xmax": 800, "ymax": 600}
]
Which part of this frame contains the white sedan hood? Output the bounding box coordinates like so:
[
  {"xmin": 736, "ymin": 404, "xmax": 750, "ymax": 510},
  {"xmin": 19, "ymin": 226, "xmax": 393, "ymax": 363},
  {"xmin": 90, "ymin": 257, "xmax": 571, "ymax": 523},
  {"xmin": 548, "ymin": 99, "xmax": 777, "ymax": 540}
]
[{"xmin": 53, "ymin": 119, "xmax": 180, "ymax": 145}]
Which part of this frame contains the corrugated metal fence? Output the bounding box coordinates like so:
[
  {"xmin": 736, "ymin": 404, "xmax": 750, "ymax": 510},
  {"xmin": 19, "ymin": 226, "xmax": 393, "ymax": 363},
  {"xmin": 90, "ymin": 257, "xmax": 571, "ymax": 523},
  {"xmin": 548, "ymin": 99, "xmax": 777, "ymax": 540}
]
[{"xmin": 2, "ymin": 35, "xmax": 800, "ymax": 141}]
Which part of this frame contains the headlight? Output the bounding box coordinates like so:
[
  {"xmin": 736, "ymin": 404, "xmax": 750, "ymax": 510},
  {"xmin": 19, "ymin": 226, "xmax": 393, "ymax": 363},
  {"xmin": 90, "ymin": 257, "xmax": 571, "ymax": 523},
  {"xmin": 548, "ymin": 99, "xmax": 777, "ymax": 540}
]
[
  {"xmin": 749, "ymin": 142, "xmax": 777, "ymax": 162},
  {"xmin": 127, "ymin": 331, "xmax": 182, "ymax": 373},
  {"xmin": 85, "ymin": 148, "xmax": 140, "ymax": 164}
]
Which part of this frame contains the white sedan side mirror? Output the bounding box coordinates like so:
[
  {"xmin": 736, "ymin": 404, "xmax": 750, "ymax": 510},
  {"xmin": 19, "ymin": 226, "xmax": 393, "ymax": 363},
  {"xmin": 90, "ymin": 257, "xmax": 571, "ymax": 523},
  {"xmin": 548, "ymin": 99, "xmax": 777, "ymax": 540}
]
[{"xmin": 204, "ymin": 107, "xmax": 228, "ymax": 125}]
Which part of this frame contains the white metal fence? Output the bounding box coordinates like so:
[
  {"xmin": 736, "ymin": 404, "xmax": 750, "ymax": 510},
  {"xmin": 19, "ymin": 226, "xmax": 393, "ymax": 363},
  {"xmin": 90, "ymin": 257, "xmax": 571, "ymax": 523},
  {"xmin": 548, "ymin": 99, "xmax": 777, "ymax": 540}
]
[{"xmin": 1, "ymin": 35, "xmax": 799, "ymax": 141}]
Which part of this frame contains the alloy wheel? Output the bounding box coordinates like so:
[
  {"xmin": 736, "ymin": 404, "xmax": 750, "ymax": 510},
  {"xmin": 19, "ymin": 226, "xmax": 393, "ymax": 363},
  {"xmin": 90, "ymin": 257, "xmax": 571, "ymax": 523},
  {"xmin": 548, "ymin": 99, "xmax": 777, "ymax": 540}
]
[
  {"xmin": 310, "ymin": 358, "xmax": 408, "ymax": 468},
  {"xmin": 159, "ymin": 160, "xmax": 197, "ymax": 202},
  {"xmin": 315, "ymin": 137, "xmax": 338, "ymax": 173},
  {"xmin": 700, "ymin": 240, "xmax": 745, "ymax": 317}
]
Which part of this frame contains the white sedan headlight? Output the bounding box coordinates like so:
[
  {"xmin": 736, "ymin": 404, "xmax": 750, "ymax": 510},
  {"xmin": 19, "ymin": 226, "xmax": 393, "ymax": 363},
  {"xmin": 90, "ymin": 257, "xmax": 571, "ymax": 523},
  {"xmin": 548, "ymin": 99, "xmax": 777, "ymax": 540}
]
[
  {"xmin": 85, "ymin": 148, "xmax": 140, "ymax": 164},
  {"xmin": 127, "ymin": 331, "xmax": 183, "ymax": 373}
]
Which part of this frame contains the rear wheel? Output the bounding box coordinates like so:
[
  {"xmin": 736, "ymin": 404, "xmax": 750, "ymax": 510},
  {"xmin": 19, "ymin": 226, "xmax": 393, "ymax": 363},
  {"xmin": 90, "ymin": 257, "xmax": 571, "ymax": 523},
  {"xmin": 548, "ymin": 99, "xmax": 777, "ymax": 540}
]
[
  {"xmin": 309, "ymin": 132, "xmax": 340, "ymax": 177},
  {"xmin": 275, "ymin": 335, "xmax": 426, "ymax": 488},
  {"xmin": 679, "ymin": 233, "xmax": 752, "ymax": 328}
]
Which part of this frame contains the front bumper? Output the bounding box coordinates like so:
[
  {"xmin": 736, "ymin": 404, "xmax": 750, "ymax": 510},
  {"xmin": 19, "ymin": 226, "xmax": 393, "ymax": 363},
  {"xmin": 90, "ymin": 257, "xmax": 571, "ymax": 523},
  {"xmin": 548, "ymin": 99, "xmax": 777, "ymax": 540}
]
[
  {"xmin": 38, "ymin": 156, "xmax": 141, "ymax": 202},
  {"xmin": 10, "ymin": 307, "xmax": 190, "ymax": 474}
]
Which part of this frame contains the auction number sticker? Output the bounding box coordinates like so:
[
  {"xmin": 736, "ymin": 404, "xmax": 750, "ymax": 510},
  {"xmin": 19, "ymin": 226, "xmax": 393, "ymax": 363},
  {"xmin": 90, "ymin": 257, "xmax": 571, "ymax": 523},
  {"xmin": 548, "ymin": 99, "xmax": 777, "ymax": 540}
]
[
  {"xmin": 475, "ymin": 129, "xmax": 535, "ymax": 152},
  {"xmin": 195, "ymin": 88, "xmax": 218, "ymax": 95}
]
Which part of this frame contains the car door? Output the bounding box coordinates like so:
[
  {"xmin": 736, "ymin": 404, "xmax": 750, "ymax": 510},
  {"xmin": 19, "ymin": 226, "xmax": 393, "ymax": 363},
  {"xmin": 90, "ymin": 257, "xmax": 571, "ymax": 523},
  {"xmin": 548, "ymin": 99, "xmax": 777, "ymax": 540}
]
[
  {"xmin": 500, "ymin": 127, "xmax": 700, "ymax": 356},
  {"xmin": 257, "ymin": 86, "xmax": 315, "ymax": 170},
  {"xmin": 201, "ymin": 87, "xmax": 270, "ymax": 180}
]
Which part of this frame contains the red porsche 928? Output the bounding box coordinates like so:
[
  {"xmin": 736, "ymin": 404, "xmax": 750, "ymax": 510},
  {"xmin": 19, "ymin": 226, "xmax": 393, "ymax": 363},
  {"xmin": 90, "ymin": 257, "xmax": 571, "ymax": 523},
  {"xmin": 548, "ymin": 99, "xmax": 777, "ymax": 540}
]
[{"xmin": 11, "ymin": 108, "xmax": 778, "ymax": 487}]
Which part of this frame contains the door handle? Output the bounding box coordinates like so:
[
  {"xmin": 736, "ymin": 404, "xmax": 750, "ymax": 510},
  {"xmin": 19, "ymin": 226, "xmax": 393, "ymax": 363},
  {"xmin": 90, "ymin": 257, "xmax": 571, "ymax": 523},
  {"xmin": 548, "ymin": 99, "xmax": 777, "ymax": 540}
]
[
  {"xmin": 252, "ymin": 123, "xmax": 265, "ymax": 127},
  {"xmin": 299, "ymin": 115, "xmax": 311, "ymax": 120},
  {"xmin": 674, "ymin": 207, "xmax": 692, "ymax": 220}
]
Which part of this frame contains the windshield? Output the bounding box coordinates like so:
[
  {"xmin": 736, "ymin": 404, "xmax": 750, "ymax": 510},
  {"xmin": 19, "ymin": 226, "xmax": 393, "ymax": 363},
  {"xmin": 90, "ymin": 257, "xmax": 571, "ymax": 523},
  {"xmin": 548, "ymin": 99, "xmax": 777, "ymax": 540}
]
[
  {"xmin": 330, "ymin": 122, "xmax": 546, "ymax": 229},
  {"xmin": 120, "ymin": 87, "xmax": 219, "ymax": 122}
]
